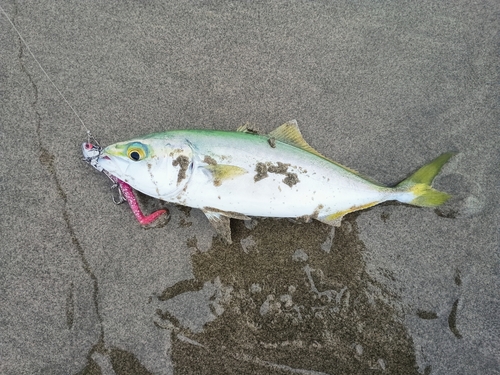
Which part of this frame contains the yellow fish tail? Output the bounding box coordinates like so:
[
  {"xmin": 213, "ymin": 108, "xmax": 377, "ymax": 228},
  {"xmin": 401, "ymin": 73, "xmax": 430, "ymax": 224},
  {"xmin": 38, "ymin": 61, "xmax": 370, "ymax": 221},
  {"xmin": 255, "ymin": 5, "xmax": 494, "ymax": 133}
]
[{"xmin": 396, "ymin": 152, "xmax": 455, "ymax": 207}]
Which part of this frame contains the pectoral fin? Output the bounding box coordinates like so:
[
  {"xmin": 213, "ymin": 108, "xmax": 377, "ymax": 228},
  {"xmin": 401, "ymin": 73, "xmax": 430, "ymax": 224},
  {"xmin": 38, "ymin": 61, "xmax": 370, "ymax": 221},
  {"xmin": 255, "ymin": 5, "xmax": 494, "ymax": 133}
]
[
  {"xmin": 205, "ymin": 164, "xmax": 247, "ymax": 186},
  {"xmin": 202, "ymin": 207, "xmax": 251, "ymax": 244}
]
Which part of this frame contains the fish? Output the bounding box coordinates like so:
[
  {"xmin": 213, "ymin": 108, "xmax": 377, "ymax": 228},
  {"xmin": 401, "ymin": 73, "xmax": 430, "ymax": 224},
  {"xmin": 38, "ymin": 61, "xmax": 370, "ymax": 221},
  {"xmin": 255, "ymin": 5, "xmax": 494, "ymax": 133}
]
[{"xmin": 83, "ymin": 120, "xmax": 454, "ymax": 243}]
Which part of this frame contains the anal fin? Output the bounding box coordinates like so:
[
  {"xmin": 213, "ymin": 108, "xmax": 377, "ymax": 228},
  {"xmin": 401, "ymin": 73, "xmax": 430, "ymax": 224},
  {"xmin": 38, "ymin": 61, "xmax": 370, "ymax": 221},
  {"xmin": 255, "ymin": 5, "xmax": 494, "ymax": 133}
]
[{"xmin": 317, "ymin": 201, "xmax": 379, "ymax": 226}]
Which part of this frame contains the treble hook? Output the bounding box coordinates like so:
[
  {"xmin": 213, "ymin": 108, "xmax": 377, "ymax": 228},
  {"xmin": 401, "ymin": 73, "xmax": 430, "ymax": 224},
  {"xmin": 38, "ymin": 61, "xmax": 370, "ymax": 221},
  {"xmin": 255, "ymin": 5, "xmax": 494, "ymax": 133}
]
[
  {"xmin": 111, "ymin": 183, "xmax": 125, "ymax": 205},
  {"xmin": 103, "ymin": 171, "xmax": 124, "ymax": 205}
]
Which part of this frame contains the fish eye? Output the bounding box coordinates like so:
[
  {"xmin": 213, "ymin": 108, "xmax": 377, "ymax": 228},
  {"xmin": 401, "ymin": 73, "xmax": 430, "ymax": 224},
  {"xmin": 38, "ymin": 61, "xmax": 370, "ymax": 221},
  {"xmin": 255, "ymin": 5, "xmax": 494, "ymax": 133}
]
[
  {"xmin": 129, "ymin": 151, "xmax": 141, "ymax": 161},
  {"xmin": 126, "ymin": 144, "xmax": 147, "ymax": 161}
]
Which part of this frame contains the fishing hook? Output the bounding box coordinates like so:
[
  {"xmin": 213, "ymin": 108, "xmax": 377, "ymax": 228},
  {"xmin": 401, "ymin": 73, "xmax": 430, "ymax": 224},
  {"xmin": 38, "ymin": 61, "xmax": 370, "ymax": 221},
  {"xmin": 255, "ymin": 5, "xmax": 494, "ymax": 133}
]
[{"xmin": 110, "ymin": 183, "xmax": 126, "ymax": 205}]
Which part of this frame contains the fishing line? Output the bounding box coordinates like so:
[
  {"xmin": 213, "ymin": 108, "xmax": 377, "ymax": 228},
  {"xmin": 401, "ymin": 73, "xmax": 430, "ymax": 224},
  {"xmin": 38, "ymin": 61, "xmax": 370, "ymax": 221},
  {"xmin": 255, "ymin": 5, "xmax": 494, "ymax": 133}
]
[{"xmin": 0, "ymin": 4, "xmax": 99, "ymax": 145}]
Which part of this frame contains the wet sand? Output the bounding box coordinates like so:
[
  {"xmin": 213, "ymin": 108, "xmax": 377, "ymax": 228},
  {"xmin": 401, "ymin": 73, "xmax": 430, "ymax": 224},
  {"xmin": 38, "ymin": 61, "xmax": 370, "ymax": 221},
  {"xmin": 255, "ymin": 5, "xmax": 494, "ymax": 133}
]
[{"xmin": 1, "ymin": 1, "xmax": 499, "ymax": 374}]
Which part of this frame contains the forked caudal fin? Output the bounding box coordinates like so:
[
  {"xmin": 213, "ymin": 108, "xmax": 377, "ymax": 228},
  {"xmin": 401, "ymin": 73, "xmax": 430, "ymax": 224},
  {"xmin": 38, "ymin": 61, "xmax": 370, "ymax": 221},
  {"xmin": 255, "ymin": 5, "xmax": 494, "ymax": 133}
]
[{"xmin": 396, "ymin": 152, "xmax": 455, "ymax": 207}]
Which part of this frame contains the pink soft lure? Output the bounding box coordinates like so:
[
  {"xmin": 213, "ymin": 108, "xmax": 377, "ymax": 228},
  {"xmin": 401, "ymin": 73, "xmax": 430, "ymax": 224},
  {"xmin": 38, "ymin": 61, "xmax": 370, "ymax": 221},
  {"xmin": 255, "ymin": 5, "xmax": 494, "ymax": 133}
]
[
  {"xmin": 114, "ymin": 177, "xmax": 167, "ymax": 225},
  {"xmin": 82, "ymin": 142, "xmax": 167, "ymax": 225}
]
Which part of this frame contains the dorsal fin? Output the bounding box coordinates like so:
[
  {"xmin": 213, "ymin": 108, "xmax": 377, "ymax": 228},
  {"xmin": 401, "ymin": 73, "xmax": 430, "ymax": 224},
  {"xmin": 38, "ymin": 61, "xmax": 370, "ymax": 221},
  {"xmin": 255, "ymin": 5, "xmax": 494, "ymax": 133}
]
[
  {"xmin": 269, "ymin": 120, "xmax": 326, "ymax": 158},
  {"xmin": 236, "ymin": 123, "xmax": 260, "ymax": 134},
  {"xmin": 269, "ymin": 120, "xmax": 360, "ymax": 175}
]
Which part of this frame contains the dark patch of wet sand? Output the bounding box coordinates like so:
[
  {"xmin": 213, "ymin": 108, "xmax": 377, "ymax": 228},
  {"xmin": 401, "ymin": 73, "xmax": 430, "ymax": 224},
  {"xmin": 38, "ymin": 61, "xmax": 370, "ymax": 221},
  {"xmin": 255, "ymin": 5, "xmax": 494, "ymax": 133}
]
[{"xmin": 166, "ymin": 214, "xmax": 419, "ymax": 374}]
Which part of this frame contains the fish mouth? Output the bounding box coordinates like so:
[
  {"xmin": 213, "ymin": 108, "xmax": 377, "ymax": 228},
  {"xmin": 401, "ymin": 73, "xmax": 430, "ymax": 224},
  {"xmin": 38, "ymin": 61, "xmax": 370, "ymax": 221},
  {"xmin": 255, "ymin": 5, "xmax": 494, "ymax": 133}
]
[
  {"xmin": 82, "ymin": 143, "xmax": 127, "ymax": 186},
  {"xmin": 80, "ymin": 142, "xmax": 119, "ymax": 176},
  {"xmin": 82, "ymin": 142, "xmax": 137, "ymax": 184}
]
